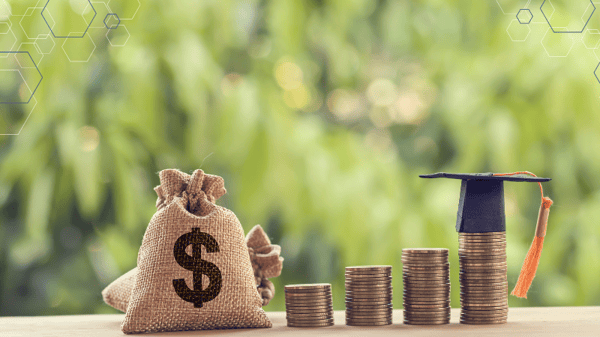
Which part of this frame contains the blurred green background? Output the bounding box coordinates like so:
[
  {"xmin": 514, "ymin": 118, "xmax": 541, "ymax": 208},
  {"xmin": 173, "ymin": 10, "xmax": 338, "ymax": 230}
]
[{"xmin": 1, "ymin": 0, "xmax": 600, "ymax": 316}]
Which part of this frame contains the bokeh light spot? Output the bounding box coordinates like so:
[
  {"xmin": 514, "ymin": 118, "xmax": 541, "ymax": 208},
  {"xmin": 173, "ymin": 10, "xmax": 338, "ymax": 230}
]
[
  {"xmin": 79, "ymin": 126, "xmax": 99, "ymax": 152},
  {"xmin": 275, "ymin": 60, "xmax": 303, "ymax": 90}
]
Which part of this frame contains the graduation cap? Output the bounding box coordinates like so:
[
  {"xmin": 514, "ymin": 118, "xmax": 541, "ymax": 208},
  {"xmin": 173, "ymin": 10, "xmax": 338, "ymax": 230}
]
[{"xmin": 419, "ymin": 172, "xmax": 553, "ymax": 298}]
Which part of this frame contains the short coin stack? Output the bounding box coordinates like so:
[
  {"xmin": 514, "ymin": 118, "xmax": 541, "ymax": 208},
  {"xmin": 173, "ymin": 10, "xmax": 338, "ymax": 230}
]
[
  {"xmin": 401, "ymin": 248, "xmax": 451, "ymax": 325},
  {"xmin": 285, "ymin": 284, "xmax": 334, "ymax": 327},
  {"xmin": 345, "ymin": 266, "xmax": 393, "ymax": 326},
  {"xmin": 459, "ymin": 232, "xmax": 508, "ymax": 324}
]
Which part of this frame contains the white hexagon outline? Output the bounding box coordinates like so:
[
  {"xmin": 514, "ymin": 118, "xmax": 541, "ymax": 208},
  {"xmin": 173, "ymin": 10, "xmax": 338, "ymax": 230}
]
[
  {"xmin": 19, "ymin": 6, "xmax": 53, "ymax": 40},
  {"xmin": 0, "ymin": 20, "xmax": 10, "ymax": 34},
  {"xmin": 61, "ymin": 32, "xmax": 96, "ymax": 62},
  {"xmin": 592, "ymin": 45, "xmax": 600, "ymax": 61},
  {"xmin": 543, "ymin": 0, "xmax": 556, "ymax": 20},
  {"xmin": 541, "ymin": 27, "xmax": 576, "ymax": 57},
  {"xmin": 84, "ymin": 1, "xmax": 113, "ymax": 29},
  {"xmin": 0, "ymin": 95, "xmax": 38, "ymax": 136},
  {"xmin": 34, "ymin": 33, "xmax": 56, "ymax": 54},
  {"xmin": 16, "ymin": 42, "xmax": 44, "ymax": 67},
  {"xmin": 0, "ymin": 0, "xmax": 12, "ymax": 20},
  {"xmin": 582, "ymin": 29, "xmax": 600, "ymax": 49},
  {"xmin": 496, "ymin": 0, "xmax": 532, "ymax": 15},
  {"xmin": 105, "ymin": 23, "xmax": 129, "ymax": 47},
  {"xmin": 0, "ymin": 24, "xmax": 18, "ymax": 59},
  {"xmin": 507, "ymin": 19, "xmax": 532, "ymax": 41},
  {"xmin": 107, "ymin": 0, "xmax": 140, "ymax": 21},
  {"xmin": 0, "ymin": 68, "xmax": 34, "ymax": 99}
]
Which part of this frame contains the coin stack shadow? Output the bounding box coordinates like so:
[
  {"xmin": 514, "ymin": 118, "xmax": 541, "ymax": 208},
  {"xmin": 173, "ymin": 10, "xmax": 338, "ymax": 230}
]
[
  {"xmin": 344, "ymin": 266, "xmax": 393, "ymax": 326},
  {"xmin": 285, "ymin": 284, "xmax": 334, "ymax": 327},
  {"xmin": 401, "ymin": 248, "xmax": 451, "ymax": 325},
  {"xmin": 459, "ymin": 232, "xmax": 508, "ymax": 324}
]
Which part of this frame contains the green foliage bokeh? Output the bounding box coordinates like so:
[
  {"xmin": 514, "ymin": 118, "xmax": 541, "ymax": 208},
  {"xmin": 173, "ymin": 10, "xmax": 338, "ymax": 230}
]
[{"xmin": 1, "ymin": 0, "xmax": 600, "ymax": 315}]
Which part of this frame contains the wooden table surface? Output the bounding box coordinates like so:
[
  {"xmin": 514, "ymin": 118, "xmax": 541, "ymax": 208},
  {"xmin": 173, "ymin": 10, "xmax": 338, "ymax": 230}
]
[{"xmin": 1, "ymin": 307, "xmax": 599, "ymax": 336}]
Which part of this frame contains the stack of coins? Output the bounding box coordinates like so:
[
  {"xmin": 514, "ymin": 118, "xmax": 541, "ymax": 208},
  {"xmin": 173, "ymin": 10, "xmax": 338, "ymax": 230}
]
[
  {"xmin": 401, "ymin": 248, "xmax": 451, "ymax": 325},
  {"xmin": 344, "ymin": 266, "xmax": 393, "ymax": 326},
  {"xmin": 285, "ymin": 284, "xmax": 334, "ymax": 327},
  {"xmin": 459, "ymin": 232, "xmax": 508, "ymax": 324}
]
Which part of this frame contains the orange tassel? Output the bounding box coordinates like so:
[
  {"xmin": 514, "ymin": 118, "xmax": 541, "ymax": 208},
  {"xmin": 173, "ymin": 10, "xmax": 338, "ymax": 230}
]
[
  {"xmin": 511, "ymin": 196, "xmax": 552, "ymax": 298},
  {"xmin": 492, "ymin": 172, "xmax": 552, "ymax": 299}
]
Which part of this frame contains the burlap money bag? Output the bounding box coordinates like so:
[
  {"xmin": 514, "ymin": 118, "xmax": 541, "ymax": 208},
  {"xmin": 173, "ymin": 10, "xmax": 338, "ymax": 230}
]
[
  {"xmin": 121, "ymin": 169, "xmax": 271, "ymax": 334},
  {"xmin": 102, "ymin": 224, "xmax": 283, "ymax": 312}
]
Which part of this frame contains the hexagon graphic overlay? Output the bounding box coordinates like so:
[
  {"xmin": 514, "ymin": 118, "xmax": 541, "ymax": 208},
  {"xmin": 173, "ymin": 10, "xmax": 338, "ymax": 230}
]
[
  {"xmin": 541, "ymin": 0, "xmax": 595, "ymax": 33},
  {"xmin": 42, "ymin": 0, "xmax": 97, "ymax": 38},
  {"xmin": 0, "ymin": 51, "xmax": 42, "ymax": 104}
]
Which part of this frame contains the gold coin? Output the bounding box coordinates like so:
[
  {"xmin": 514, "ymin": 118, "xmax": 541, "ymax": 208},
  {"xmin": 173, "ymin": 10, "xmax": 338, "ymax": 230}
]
[
  {"xmin": 346, "ymin": 265, "xmax": 392, "ymax": 271},
  {"xmin": 287, "ymin": 321, "xmax": 334, "ymax": 328},
  {"xmin": 346, "ymin": 312, "xmax": 393, "ymax": 318},
  {"xmin": 345, "ymin": 270, "xmax": 392, "ymax": 274},
  {"xmin": 460, "ymin": 318, "xmax": 507, "ymax": 325},
  {"xmin": 403, "ymin": 274, "xmax": 450, "ymax": 280},
  {"xmin": 461, "ymin": 311, "xmax": 508, "ymax": 318},
  {"xmin": 345, "ymin": 282, "xmax": 392, "ymax": 288},
  {"xmin": 403, "ymin": 266, "xmax": 449, "ymax": 272},
  {"xmin": 404, "ymin": 313, "xmax": 451, "ymax": 320},
  {"xmin": 345, "ymin": 295, "xmax": 393, "ymax": 301},
  {"xmin": 286, "ymin": 310, "xmax": 333, "ymax": 316},
  {"xmin": 459, "ymin": 240, "xmax": 507, "ymax": 245},
  {"xmin": 345, "ymin": 299, "xmax": 392, "ymax": 304},
  {"xmin": 285, "ymin": 290, "xmax": 331, "ymax": 297},
  {"xmin": 285, "ymin": 283, "xmax": 331, "ymax": 290},
  {"xmin": 403, "ymin": 298, "xmax": 450, "ymax": 304},
  {"xmin": 346, "ymin": 307, "xmax": 393, "ymax": 313},
  {"xmin": 346, "ymin": 319, "xmax": 392, "ymax": 326},
  {"xmin": 345, "ymin": 275, "xmax": 392, "ymax": 280},
  {"xmin": 402, "ymin": 248, "xmax": 449, "ymax": 253},
  {"xmin": 346, "ymin": 305, "xmax": 393, "ymax": 311},
  {"xmin": 403, "ymin": 289, "xmax": 450, "ymax": 295},
  {"xmin": 345, "ymin": 316, "xmax": 392, "ymax": 322},
  {"xmin": 286, "ymin": 306, "xmax": 333, "ymax": 312},
  {"xmin": 287, "ymin": 312, "xmax": 334, "ymax": 318},
  {"xmin": 286, "ymin": 300, "xmax": 332, "ymax": 306},
  {"xmin": 460, "ymin": 232, "xmax": 505, "ymax": 236},
  {"xmin": 459, "ymin": 236, "xmax": 506, "ymax": 240},
  {"xmin": 404, "ymin": 306, "xmax": 451, "ymax": 312},
  {"xmin": 404, "ymin": 320, "xmax": 449, "ymax": 325},
  {"xmin": 345, "ymin": 284, "xmax": 393, "ymax": 292}
]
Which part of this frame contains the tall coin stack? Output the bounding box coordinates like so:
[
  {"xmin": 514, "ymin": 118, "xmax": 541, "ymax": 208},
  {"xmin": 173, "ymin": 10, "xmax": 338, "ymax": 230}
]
[
  {"xmin": 459, "ymin": 232, "xmax": 508, "ymax": 324},
  {"xmin": 285, "ymin": 284, "xmax": 334, "ymax": 327},
  {"xmin": 345, "ymin": 266, "xmax": 393, "ymax": 326},
  {"xmin": 401, "ymin": 249, "xmax": 451, "ymax": 325}
]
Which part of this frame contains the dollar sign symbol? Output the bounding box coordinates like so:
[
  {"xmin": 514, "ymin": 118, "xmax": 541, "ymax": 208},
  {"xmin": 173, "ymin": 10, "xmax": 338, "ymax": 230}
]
[{"xmin": 172, "ymin": 228, "xmax": 222, "ymax": 308}]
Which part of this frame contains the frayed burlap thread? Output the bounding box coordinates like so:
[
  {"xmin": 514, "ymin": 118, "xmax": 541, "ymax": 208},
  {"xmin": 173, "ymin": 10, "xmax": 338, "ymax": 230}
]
[{"xmin": 121, "ymin": 169, "xmax": 271, "ymax": 334}]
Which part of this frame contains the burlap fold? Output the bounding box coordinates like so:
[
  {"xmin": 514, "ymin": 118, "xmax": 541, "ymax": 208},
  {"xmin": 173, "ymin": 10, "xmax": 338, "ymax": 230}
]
[
  {"xmin": 119, "ymin": 169, "xmax": 271, "ymax": 334},
  {"xmin": 246, "ymin": 225, "xmax": 284, "ymax": 306}
]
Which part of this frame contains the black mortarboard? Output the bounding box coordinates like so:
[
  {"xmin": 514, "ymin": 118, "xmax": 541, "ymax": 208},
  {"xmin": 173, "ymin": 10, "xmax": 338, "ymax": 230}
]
[{"xmin": 419, "ymin": 172, "xmax": 551, "ymax": 233}]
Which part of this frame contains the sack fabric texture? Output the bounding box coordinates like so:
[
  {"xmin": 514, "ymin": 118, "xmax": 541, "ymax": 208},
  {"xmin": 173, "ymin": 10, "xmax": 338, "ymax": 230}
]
[
  {"xmin": 116, "ymin": 169, "xmax": 272, "ymax": 334},
  {"xmin": 102, "ymin": 225, "xmax": 283, "ymax": 311}
]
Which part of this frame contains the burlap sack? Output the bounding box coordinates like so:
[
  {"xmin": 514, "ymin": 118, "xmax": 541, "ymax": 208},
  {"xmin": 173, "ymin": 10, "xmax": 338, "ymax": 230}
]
[
  {"xmin": 121, "ymin": 169, "xmax": 271, "ymax": 334},
  {"xmin": 102, "ymin": 226, "xmax": 283, "ymax": 311}
]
